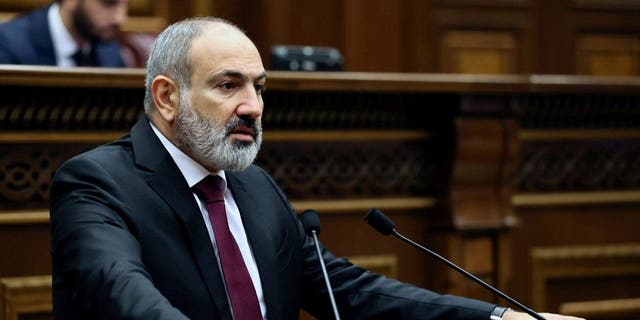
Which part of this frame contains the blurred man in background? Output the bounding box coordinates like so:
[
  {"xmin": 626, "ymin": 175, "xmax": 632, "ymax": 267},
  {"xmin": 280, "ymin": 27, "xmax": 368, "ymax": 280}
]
[{"xmin": 0, "ymin": 0, "xmax": 128, "ymax": 67}]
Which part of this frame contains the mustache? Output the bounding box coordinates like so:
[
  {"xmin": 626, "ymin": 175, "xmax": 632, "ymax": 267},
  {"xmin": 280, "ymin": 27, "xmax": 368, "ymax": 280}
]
[{"xmin": 225, "ymin": 116, "xmax": 259, "ymax": 137}]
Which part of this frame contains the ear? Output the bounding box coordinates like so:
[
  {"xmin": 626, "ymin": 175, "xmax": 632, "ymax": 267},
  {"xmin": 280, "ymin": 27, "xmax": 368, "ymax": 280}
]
[{"xmin": 151, "ymin": 75, "xmax": 181, "ymax": 123}]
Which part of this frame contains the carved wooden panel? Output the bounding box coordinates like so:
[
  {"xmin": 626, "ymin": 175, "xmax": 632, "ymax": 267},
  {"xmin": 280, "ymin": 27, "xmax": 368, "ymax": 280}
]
[
  {"xmin": 0, "ymin": 144, "xmax": 98, "ymax": 210},
  {"xmin": 257, "ymin": 140, "xmax": 436, "ymax": 200},
  {"xmin": 515, "ymin": 140, "xmax": 640, "ymax": 192},
  {"xmin": 514, "ymin": 93, "xmax": 640, "ymax": 193},
  {"xmin": 576, "ymin": 34, "xmax": 640, "ymax": 76},
  {"xmin": 515, "ymin": 94, "xmax": 640, "ymax": 130}
]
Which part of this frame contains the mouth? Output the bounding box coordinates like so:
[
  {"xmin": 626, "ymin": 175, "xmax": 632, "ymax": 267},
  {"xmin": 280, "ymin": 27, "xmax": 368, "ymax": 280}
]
[{"xmin": 228, "ymin": 126, "xmax": 256, "ymax": 142}]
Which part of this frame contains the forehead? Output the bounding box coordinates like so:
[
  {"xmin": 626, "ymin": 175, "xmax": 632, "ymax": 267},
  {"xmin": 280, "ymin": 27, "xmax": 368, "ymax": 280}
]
[{"xmin": 188, "ymin": 23, "xmax": 264, "ymax": 77}]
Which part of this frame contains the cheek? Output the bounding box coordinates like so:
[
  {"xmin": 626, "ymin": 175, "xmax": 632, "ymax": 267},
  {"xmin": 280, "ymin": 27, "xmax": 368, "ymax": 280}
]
[{"xmin": 193, "ymin": 92, "xmax": 237, "ymax": 119}]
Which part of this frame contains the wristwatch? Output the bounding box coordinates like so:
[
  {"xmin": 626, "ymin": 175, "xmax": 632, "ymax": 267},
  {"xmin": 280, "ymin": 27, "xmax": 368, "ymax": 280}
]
[{"xmin": 490, "ymin": 306, "xmax": 510, "ymax": 320}]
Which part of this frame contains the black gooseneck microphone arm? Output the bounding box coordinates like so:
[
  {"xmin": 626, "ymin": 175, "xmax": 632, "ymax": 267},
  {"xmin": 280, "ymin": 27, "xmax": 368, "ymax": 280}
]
[
  {"xmin": 365, "ymin": 208, "xmax": 546, "ymax": 320},
  {"xmin": 300, "ymin": 209, "xmax": 341, "ymax": 320}
]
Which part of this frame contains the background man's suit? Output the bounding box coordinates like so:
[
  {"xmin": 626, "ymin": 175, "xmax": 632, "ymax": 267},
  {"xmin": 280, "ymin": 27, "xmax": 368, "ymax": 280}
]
[
  {"xmin": 0, "ymin": 5, "xmax": 125, "ymax": 66},
  {"xmin": 50, "ymin": 116, "xmax": 497, "ymax": 319}
]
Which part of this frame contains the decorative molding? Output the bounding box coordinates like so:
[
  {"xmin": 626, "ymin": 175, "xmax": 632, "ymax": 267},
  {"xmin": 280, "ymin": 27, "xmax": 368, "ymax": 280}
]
[
  {"xmin": 559, "ymin": 297, "xmax": 640, "ymax": 319},
  {"xmin": 512, "ymin": 190, "xmax": 640, "ymax": 207},
  {"xmin": 519, "ymin": 129, "xmax": 640, "ymax": 141},
  {"xmin": 0, "ymin": 132, "xmax": 126, "ymax": 144},
  {"xmin": 264, "ymin": 130, "xmax": 430, "ymax": 142},
  {"xmin": 0, "ymin": 275, "xmax": 51, "ymax": 320},
  {"xmin": 531, "ymin": 243, "xmax": 640, "ymax": 311},
  {"xmin": 293, "ymin": 197, "xmax": 436, "ymax": 214},
  {"xmin": 571, "ymin": 0, "xmax": 640, "ymax": 11},
  {"xmin": 0, "ymin": 210, "xmax": 48, "ymax": 225}
]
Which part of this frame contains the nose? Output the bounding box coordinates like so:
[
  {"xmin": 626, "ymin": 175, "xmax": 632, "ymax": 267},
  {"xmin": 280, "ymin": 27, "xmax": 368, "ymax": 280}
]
[{"xmin": 236, "ymin": 85, "xmax": 263, "ymax": 119}]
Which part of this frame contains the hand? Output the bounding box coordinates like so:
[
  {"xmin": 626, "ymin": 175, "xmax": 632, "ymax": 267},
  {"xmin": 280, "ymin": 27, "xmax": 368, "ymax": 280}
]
[{"xmin": 503, "ymin": 310, "xmax": 586, "ymax": 320}]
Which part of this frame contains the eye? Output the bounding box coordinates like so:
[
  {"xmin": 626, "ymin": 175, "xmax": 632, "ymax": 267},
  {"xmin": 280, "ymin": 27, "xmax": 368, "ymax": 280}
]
[
  {"xmin": 255, "ymin": 83, "xmax": 266, "ymax": 94},
  {"xmin": 218, "ymin": 82, "xmax": 236, "ymax": 91}
]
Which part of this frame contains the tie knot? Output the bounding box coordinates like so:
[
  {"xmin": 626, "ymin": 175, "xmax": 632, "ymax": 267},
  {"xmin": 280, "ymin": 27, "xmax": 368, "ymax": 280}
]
[{"xmin": 193, "ymin": 175, "xmax": 226, "ymax": 203}]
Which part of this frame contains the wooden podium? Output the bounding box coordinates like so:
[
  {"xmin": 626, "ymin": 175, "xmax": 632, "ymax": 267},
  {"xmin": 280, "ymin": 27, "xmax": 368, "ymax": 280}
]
[{"xmin": 1, "ymin": 66, "xmax": 639, "ymax": 319}]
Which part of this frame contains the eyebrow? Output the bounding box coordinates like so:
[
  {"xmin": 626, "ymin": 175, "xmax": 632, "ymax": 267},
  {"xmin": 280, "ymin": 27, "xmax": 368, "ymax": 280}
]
[{"xmin": 209, "ymin": 69, "xmax": 267, "ymax": 83}]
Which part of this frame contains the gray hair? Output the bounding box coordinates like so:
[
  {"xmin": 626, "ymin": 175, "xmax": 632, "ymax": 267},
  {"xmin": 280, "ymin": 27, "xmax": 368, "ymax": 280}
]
[{"xmin": 143, "ymin": 17, "xmax": 244, "ymax": 114}]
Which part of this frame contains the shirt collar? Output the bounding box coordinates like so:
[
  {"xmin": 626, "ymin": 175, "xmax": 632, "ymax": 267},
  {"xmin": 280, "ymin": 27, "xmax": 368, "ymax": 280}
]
[
  {"xmin": 149, "ymin": 121, "xmax": 226, "ymax": 189},
  {"xmin": 48, "ymin": 3, "xmax": 86, "ymax": 67}
]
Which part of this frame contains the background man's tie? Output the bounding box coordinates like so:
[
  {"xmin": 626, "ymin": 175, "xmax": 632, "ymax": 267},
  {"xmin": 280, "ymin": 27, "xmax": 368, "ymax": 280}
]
[
  {"xmin": 193, "ymin": 175, "xmax": 262, "ymax": 319},
  {"xmin": 72, "ymin": 48, "xmax": 96, "ymax": 66}
]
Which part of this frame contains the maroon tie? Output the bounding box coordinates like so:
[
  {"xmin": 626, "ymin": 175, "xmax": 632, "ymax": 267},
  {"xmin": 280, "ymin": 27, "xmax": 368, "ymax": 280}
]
[{"xmin": 193, "ymin": 175, "xmax": 262, "ymax": 320}]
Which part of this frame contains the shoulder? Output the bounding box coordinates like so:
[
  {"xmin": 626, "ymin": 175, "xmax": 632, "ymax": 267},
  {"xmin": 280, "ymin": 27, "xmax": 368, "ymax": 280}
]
[
  {"xmin": 229, "ymin": 165, "xmax": 278, "ymax": 189},
  {"xmin": 228, "ymin": 165, "xmax": 295, "ymax": 210},
  {"xmin": 0, "ymin": 6, "xmax": 47, "ymax": 37},
  {"xmin": 0, "ymin": 7, "xmax": 49, "ymax": 63},
  {"xmin": 54, "ymin": 135, "xmax": 134, "ymax": 179}
]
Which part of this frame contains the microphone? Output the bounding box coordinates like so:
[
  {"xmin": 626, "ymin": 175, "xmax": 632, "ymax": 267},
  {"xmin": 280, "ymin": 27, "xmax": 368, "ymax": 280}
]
[
  {"xmin": 300, "ymin": 209, "xmax": 341, "ymax": 320},
  {"xmin": 364, "ymin": 208, "xmax": 546, "ymax": 320}
]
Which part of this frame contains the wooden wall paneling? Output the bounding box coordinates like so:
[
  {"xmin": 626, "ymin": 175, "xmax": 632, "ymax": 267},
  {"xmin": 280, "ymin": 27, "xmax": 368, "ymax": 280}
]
[
  {"xmin": 121, "ymin": 0, "xmax": 169, "ymax": 33},
  {"xmin": 343, "ymin": 0, "xmax": 405, "ymax": 71},
  {"xmin": 0, "ymin": 275, "xmax": 51, "ymax": 320},
  {"xmin": 510, "ymin": 90, "xmax": 640, "ymax": 307},
  {"xmin": 441, "ymin": 30, "xmax": 519, "ymax": 74},
  {"xmin": 570, "ymin": 1, "xmax": 640, "ymax": 76},
  {"xmin": 534, "ymin": 0, "xmax": 574, "ymax": 74},
  {"xmin": 576, "ymin": 34, "xmax": 640, "ymax": 76},
  {"xmin": 510, "ymin": 205, "xmax": 640, "ymax": 309},
  {"xmin": 559, "ymin": 297, "xmax": 640, "ymax": 320},
  {"xmin": 404, "ymin": 0, "xmax": 433, "ymax": 72},
  {"xmin": 252, "ymin": 0, "xmax": 344, "ymax": 71},
  {"xmin": 431, "ymin": 2, "xmax": 533, "ymax": 74},
  {"xmin": 531, "ymin": 243, "xmax": 640, "ymax": 313}
]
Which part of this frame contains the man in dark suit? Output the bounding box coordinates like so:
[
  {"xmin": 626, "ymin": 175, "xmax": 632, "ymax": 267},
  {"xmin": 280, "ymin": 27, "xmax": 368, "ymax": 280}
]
[
  {"xmin": 0, "ymin": 0, "xmax": 127, "ymax": 66},
  {"xmin": 49, "ymin": 17, "xmax": 584, "ymax": 320}
]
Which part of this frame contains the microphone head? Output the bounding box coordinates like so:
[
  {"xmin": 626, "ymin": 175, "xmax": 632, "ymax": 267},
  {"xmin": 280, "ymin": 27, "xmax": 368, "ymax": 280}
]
[
  {"xmin": 365, "ymin": 208, "xmax": 395, "ymax": 235},
  {"xmin": 300, "ymin": 209, "xmax": 321, "ymax": 236}
]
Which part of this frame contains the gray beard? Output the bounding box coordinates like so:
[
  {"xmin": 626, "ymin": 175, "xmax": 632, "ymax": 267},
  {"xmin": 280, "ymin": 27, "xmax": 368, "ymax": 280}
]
[{"xmin": 174, "ymin": 93, "xmax": 262, "ymax": 172}]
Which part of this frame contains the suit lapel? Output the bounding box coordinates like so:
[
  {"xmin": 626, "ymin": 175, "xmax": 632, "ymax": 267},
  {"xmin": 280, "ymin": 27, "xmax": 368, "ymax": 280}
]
[
  {"xmin": 28, "ymin": 6, "xmax": 56, "ymax": 65},
  {"xmin": 226, "ymin": 173, "xmax": 281, "ymax": 318},
  {"xmin": 130, "ymin": 117, "xmax": 232, "ymax": 319}
]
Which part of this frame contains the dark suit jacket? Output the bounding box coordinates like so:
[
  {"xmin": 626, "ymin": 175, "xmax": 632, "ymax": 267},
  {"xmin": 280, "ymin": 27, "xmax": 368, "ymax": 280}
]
[
  {"xmin": 0, "ymin": 5, "xmax": 125, "ymax": 67},
  {"xmin": 49, "ymin": 116, "xmax": 496, "ymax": 319}
]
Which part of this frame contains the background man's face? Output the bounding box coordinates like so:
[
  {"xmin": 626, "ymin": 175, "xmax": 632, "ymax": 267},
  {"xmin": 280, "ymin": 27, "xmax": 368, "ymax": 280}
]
[{"xmin": 73, "ymin": 0, "xmax": 128, "ymax": 42}]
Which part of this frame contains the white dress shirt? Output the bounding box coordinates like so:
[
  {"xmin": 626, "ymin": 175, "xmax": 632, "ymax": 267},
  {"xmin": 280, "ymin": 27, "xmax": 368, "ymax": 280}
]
[
  {"xmin": 47, "ymin": 3, "xmax": 88, "ymax": 67},
  {"xmin": 150, "ymin": 122, "xmax": 267, "ymax": 319}
]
